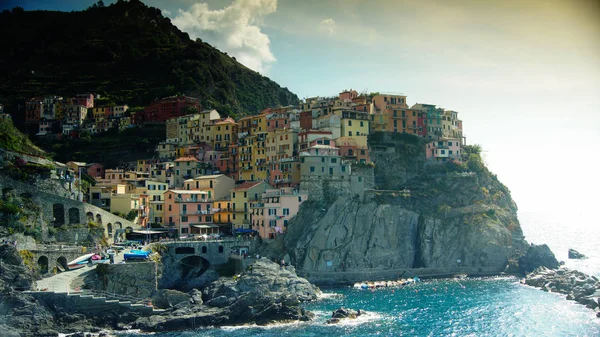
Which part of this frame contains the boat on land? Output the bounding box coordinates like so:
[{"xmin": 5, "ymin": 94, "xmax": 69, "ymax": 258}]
[
  {"xmin": 67, "ymin": 253, "xmax": 94, "ymax": 270},
  {"xmin": 124, "ymin": 249, "xmax": 151, "ymax": 261}
]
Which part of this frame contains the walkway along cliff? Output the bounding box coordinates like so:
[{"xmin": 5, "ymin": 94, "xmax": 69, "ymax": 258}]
[{"xmin": 284, "ymin": 133, "xmax": 531, "ymax": 285}]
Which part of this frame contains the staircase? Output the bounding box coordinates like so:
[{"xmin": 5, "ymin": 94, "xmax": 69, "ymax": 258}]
[{"xmin": 27, "ymin": 290, "xmax": 164, "ymax": 315}]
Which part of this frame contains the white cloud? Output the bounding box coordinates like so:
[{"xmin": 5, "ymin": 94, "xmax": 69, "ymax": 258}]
[
  {"xmin": 171, "ymin": 0, "xmax": 278, "ymax": 74},
  {"xmin": 161, "ymin": 9, "xmax": 172, "ymax": 17},
  {"xmin": 319, "ymin": 18, "xmax": 336, "ymax": 36}
]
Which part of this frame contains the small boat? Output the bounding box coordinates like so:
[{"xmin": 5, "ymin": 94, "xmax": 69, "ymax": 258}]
[
  {"xmin": 67, "ymin": 263, "xmax": 86, "ymax": 271},
  {"xmin": 67, "ymin": 253, "xmax": 94, "ymax": 266},
  {"xmin": 124, "ymin": 249, "xmax": 150, "ymax": 261}
]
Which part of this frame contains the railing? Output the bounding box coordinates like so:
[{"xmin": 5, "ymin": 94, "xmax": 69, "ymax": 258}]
[
  {"xmin": 250, "ymin": 202, "xmax": 265, "ymax": 208},
  {"xmin": 81, "ymin": 289, "xmax": 150, "ymax": 303}
]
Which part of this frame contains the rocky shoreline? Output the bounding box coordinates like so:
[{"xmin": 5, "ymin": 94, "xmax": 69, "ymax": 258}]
[
  {"xmin": 524, "ymin": 266, "xmax": 600, "ymax": 317},
  {"xmin": 0, "ymin": 244, "xmax": 321, "ymax": 336}
]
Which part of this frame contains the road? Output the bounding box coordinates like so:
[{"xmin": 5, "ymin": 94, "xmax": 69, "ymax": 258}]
[{"xmin": 35, "ymin": 250, "xmax": 126, "ymax": 292}]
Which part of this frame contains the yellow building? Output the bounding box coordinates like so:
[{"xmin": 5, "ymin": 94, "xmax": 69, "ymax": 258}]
[
  {"xmin": 212, "ymin": 198, "xmax": 233, "ymax": 229},
  {"xmin": 183, "ymin": 174, "xmax": 235, "ymax": 201},
  {"xmin": 211, "ymin": 118, "xmax": 237, "ymax": 151},
  {"xmin": 238, "ymin": 135, "xmax": 254, "ymax": 181},
  {"xmin": 231, "ymin": 181, "xmax": 270, "ymax": 230},
  {"xmin": 91, "ymin": 107, "xmax": 108, "ymax": 120},
  {"xmin": 134, "ymin": 180, "xmax": 168, "ymax": 225},
  {"xmin": 109, "ymin": 184, "xmax": 139, "ymax": 216},
  {"xmin": 337, "ymin": 110, "xmax": 370, "ymax": 147}
]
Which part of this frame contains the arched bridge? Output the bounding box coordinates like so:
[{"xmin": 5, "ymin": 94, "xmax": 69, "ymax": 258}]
[
  {"xmin": 30, "ymin": 245, "xmax": 89, "ymax": 275},
  {"xmin": 162, "ymin": 239, "xmax": 258, "ymax": 266}
]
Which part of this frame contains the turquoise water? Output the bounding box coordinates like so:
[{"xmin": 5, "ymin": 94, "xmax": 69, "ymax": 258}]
[
  {"xmin": 120, "ymin": 210, "xmax": 600, "ymax": 336},
  {"xmin": 123, "ymin": 277, "xmax": 599, "ymax": 337}
]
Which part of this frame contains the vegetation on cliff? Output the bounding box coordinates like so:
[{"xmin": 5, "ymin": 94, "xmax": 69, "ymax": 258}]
[
  {"xmin": 0, "ymin": 118, "xmax": 45, "ymax": 157},
  {"xmin": 0, "ymin": 0, "xmax": 299, "ymax": 122},
  {"xmin": 40, "ymin": 123, "xmax": 166, "ymax": 167}
]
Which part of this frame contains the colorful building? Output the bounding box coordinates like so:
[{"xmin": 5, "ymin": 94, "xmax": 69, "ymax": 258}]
[
  {"xmin": 183, "ymin": 174, "xmax": 235, "ymax": 201},
  {"xmin": 231, "ymin": 181, "xmax": 270, "ymax": 230},
  {"xmin": 138, "ymin": 95, "xmax": 200, "ymax": 124},
  {"xmin": 250, "ymin": 187, "xmax": 307, "ymax": 239},
  {"xmin": 163, "ymin": 189, "xmax": 211, "ymax": 236},
  {"xmin": 426, "ymin": 138, "xmax": 462, "ymax": 163}
]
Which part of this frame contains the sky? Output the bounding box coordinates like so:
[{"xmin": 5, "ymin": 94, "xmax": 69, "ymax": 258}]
[{"xmin": 3, "ymin": 0, "xmax": 600, "ymax": 220}]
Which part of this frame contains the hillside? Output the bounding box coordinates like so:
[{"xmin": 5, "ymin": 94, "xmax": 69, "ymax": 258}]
[{"xmin": 0, "ymin": 0, "xmax": 299, "ymax": 122}]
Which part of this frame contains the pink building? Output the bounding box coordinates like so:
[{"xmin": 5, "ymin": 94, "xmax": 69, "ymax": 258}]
[
  {"xmin": 74, "ymin": 94, "xmax": 94, "ymax": 109},
  {"xmin": 86, "ymin": 163, "xmax": 104, "ymax": 178},
  {"xmin": 163, "ymin": 189, "xmax": 214, "ymax": 236},
  {"xmin": 250, "ymin": 187, "xmax": 307, "ymax": 239},
  {"xmin": 426, "ymin": 138, "xmax": 462, "ymax": 163},
  {"xmin": 339, "ymin": 89, "xmax": 358, "ymax": 102}
]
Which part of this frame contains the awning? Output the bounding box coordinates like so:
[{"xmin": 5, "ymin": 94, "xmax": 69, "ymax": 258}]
[
  {"xmin": 191, "ymin": 224, "xmax": 220, "ymax": 229},
  {"xmin": 132, "ymin": 230, "xmax": 165, "ymax": 234},
  {"xmin": 234, "ymin": 228, "xmax": 257, "ymax": 234}
]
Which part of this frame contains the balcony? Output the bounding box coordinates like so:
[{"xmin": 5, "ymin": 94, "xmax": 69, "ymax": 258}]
[{"xmin": 250, "ymin": 202, "xmax": 265, "ymax": 208}]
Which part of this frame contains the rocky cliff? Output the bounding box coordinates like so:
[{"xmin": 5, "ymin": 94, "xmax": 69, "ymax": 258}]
[{"xmin": 284, "ymin": 134, "xmax": 530, "ymax": 284}]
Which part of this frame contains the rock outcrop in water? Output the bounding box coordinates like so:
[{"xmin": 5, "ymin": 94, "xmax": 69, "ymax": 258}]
[
  {"xmin": 133, "ymin": 259, "xmax": 319, "ymax": 332},
  {"xmin": 326, "ymin": 307, "xmax": 365, "ymax": 324},
  {"xmin": 525, "ymin": 267, "xmax": 600, "ymax": 314},
  {"xmin": 517, "ymin": 244, "xmax": 560, "ymax": 275},
  {"xmin": 568, "ymin": 249, "xmax": 587, "ymax": 260}
]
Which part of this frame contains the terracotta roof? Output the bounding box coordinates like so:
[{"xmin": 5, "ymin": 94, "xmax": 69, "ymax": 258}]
[
  {"xmin": 233, "ymin": 181, "xmax": 264, "ymax": 191},
  {"xmin": 174, "ymin": 156, "xmax": 198, "ymax": 162}
]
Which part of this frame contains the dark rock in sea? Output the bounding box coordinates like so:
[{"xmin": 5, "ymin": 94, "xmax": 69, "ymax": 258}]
[
  {"xmin": 568, "ymin": 249, "xmax": 587, "ymax": 259},
  {"xmin": 517, "ymin": 244, "xmax": 559, "ymax": 275},
  {"xmin": 525, "ymin": 267, "xmax": 600, "ymax": 314},
  {"xmin": 325, "ymin": 307, "xmax": 364, "ymax": 324},
  {"xmin": 133, "ymin": 259, "xmax": 320, "ymax": 332}
]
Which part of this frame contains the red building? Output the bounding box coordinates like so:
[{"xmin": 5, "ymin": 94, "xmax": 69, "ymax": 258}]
[
  {"xmin": 137, "ymin": 96, "xmax": 201, "ymax": 124},
  {"xmin": 299, "ymin": 111, "xmax": 312, "ymax": 131},
  {"xmin": 417, "ymin": 111, "xmax": 428, "ymax": 137},
  {"xmin": 74, "ymin": 94, "xmax": 94, "ymax": 109},
  {"xmin": 25, "ymin": 98, "xmax": 42, "ymax": 123},
  {"xmin": 86, "ymin": 163, "xmax": 104, "ymax": 179}
]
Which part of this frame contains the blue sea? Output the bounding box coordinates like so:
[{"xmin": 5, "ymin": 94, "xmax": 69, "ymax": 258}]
[{"xmin": 122, "ymin": 210, "xmax": 600, "ymax": 337}]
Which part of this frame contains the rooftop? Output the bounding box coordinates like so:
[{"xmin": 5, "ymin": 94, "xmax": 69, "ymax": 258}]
[{"xmin": 233, "ymin": 181, "xmax": 264, "ymax": 191}]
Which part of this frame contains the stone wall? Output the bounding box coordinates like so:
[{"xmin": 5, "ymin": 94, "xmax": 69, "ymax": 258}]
[
  {"xmin": 96, "ymin": 262, "xmax": 158, "ymax": 299},
  {"xmin": 0, "ymin": 175, "xmax": 137, "ymax": 245}
]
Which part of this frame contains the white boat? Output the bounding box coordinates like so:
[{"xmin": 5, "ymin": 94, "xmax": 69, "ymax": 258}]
[{"xmin": 67, "ymin": 253, "xmax": 94, "ymax": 266}]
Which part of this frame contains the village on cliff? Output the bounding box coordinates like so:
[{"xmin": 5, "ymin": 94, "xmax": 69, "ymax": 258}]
[{"xmin": 15, "ymin": 89, "xmax": 465, "ymax": 242}]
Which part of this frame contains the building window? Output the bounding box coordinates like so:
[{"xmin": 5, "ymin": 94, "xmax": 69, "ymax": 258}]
[
  {"xmin": 310, "ymin": 166, "xmax": 315, "ymax": 172},
  {"xmin": 331, "ymin": 158, "xmax": 337, "ymax": 163},
  {"xmin": 283, "ymin": 208, "xmax": 289, "ymax": 215},
  {"xmin": 269, "ymin": 220, "xmax": 277, "ymax": 227},
  {"xmin": 182, "ymin": 216, "xmax": 188, "ymax": 222},
  {"xmin": 181, "ymin": 228, "xmax": 188, "ymax": 234},
  {"xmin": 348, "ymin": 120, "xmax": 352, "ymax": 126}
]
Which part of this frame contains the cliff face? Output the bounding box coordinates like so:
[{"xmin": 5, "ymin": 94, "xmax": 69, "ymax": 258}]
[{"xmin": 284, "ymin": 134, "xmax": 529, "ymax": 284}]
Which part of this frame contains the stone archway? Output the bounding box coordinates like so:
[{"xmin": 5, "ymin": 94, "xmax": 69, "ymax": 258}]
[
  {"xmin": 218, "ymin": 245, "xmax": 224, "ymax": 253},
  {"xmin": 68, "ymin": 207, "xmax": 80, "ymax": 224},
  {"xmin": 115, "ymin": 221, "xmax": 122, "ymax": 229},
  {"xmin": 107, "ymin": 223, "xmax": 113, "ymax": 235},
  {"xmin": 56, "ymin": 256, "xmax": 68, "ymax": 271},
  {"xmin": 201, "ymin": 246, "xmax": 207, "ymax": 254},
  {"xmin": 86, "ymin": 212, "xmax": 94, "ymax": 222},
  {"xmin": 179, "ymin": 255, "xmax": 210, "ymax": 278},
  {"xmin": 37, "ymin": 256, "xmax": 49, "ymax": 274},
  {"xmin": 95, "ymin": 214, "xmax": 102, "ymax": 225},
  {"xmin": 175, "ymin": 247, "xmax": 195, "ymax": 254},
  {"xmin": 53, "ymin": 203, "xmax": 65, "ymax": 226}
]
